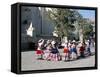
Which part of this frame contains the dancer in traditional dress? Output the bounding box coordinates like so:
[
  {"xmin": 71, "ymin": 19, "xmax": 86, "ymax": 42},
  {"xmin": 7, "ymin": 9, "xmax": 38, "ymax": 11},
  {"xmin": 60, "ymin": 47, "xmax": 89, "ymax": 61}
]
[
  {"xmin": 50, "ymin": 41, "xmax": 61, "ymax": 61},
  {"xmin": 70, "ymin": 42, "xmax": 77, "ymax": 60},
  {"xmin": 63, "ymin": 42, "xmax": 69, "ymax": 61},
  {"xmin": 43, "ymin": 42, "xmax": 52, "ymax": 60},
  {"xmin": 76, "ymin": 41, "xmax": 81, "ymax": 58},
  {"xmin": 79, "ymin": 43, "xmax": 85, "ymax": 58},
  {"xmin": 36, "ymin": 39, "xmax": 44, "ymax": 60},
  {"xmin": 85, "ymin": 40, "xmax": 91, "ymax": 56},
  {"xmin": 68, "ymin": 41, "xmax": 72, "ymax": 60}
]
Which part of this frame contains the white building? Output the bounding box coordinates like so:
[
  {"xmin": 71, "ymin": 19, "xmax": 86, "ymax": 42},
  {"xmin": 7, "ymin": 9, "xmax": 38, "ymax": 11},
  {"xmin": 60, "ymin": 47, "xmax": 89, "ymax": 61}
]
[{"xmin": 21, "ymin": 6, "xmax": 54, "ymax": 50}]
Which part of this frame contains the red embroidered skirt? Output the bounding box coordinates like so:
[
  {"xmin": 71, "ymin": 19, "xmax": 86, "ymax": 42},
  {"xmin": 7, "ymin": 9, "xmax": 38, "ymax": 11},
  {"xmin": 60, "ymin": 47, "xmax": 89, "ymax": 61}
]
[
  {"xmin": 63, "ymin": 48, "xmax": 69, "ymax": 53},
  {"xmin": 36, "ymin": 50, "xmax": 44, "ymax": 54}
]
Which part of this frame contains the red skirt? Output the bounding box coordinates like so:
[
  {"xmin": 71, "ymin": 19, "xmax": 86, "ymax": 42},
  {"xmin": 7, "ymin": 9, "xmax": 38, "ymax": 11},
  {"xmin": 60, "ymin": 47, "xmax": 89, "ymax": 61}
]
[
  {"xmin": 63, "ymin": 48, "xmax": 69, "ymax": 53},
  {"xmin": 36, "ymin": 50, "xmax": 44, "ymax": 54}
]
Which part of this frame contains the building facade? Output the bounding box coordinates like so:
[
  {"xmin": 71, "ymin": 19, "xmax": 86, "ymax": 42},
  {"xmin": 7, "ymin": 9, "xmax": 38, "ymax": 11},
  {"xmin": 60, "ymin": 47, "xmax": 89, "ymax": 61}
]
[{"xmin": 21, "ymin": 6, "xmax": 54, "ymax": 51}]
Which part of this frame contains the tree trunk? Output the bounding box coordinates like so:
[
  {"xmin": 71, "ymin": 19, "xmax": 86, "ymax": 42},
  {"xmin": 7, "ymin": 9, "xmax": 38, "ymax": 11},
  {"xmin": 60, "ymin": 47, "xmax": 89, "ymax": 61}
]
[{"xmin": 79, "ymin": 29, "xmax": 83, "ymax": 43}]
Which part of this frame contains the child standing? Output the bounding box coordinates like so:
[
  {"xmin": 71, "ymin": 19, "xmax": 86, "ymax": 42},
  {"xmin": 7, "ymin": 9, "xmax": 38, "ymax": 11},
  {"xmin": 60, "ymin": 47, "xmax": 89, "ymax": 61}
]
[
  {"xmin": 79, "ymin": 43, "xmax": 85, "ymax": 58},
  {"xmin": 36, "ymin": 39, "xmax": 44, "ymax": 60},
  {"xmin": 63, "ymin": 43, "xmax": 69, "ymax": 61},
  {"xmin": 87, "ymin": 40, "xmax": 91, "ymax": 55},
  {"xmin": 50, "ymin": 41, "xmax": 60, "ymax": 61},
  {"xmin": 70, "ymin": 43, "xmax": 77, "ymax": 60},
  {"xmin": 43, "ymin": 43, "xmax": 52, "ymax": 60}
]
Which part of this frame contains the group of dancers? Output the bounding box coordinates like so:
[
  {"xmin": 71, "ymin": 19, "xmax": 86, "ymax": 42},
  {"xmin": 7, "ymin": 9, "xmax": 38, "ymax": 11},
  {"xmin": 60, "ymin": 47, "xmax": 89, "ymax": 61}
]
[{"xmin": 36, "ymin": 39, "xmax": 93, "ymax": 61}]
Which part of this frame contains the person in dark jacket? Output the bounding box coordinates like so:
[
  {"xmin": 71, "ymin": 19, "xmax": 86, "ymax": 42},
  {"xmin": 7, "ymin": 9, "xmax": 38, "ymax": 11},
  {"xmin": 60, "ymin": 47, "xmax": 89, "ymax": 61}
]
[{"xmin": 79, "ymin": 43, "xmax": 85, "ymax": 58}]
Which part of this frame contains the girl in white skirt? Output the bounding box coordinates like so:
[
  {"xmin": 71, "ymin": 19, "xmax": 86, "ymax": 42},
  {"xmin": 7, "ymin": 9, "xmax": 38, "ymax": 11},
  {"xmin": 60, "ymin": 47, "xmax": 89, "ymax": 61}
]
[{"xmin": 43, "ymin": 43, "xmax": 52, "ymax": 60}]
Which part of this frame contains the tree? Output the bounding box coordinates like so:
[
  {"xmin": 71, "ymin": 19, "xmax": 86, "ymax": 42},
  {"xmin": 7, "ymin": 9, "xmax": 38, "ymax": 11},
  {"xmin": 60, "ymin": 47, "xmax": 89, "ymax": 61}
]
[
  {"xmin": 74, "ymin": 11, "xmax": 93, "ymax": 42},
  {"xmin": 47, "ymin": 8, "xmax": 76, "ymax": 41},
  {"xmin": 47, "ymin": 8, "xmax": 93, "ymax": 42},
  {"xmin": 83, "ymin": 20, "xmax": 93, "ymax": 40}
]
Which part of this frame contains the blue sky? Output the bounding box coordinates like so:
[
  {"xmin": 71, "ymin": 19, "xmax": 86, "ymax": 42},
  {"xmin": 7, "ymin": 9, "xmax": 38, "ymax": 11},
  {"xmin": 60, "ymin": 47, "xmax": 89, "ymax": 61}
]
[{"xmin": 78, "ymin": 10, "xmax": 95, "ymax": 20}]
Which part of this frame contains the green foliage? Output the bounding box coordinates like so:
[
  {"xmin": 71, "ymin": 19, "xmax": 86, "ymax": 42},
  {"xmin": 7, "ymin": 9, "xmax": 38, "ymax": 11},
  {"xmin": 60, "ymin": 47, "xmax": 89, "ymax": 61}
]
[
  {"xmin": 47, "ymin": 8, "xmax": 77, "ymax": 38},
  {"xmin": 83, "ymin": 24, "xmax": 93, "ymax": 39},
  {"xmin": 47, "ymin": 8, "xmax": 93, "ymax": 41}
]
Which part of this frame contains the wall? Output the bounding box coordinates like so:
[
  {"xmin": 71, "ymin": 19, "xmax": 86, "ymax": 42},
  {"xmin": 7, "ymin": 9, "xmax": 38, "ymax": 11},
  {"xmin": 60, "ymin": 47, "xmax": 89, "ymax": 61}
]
[{"xmin": 21, "ymin": 6, "xmax": 55, "ymax": 50}]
